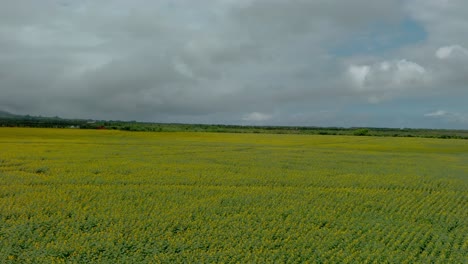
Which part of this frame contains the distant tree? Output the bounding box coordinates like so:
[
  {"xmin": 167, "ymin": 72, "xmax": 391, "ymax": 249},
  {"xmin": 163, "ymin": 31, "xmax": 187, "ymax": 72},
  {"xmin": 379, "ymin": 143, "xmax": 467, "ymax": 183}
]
[{"xmin": 353, "ymin": 129, "xmax": 369, "ymax": 136}]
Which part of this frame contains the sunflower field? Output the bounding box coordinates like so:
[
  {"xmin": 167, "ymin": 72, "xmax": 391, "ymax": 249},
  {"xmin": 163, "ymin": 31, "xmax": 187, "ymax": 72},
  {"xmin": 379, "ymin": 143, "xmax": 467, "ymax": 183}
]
[{"xmin": 0, "ymin": 128, "xmax": 467, "ymax": 263}]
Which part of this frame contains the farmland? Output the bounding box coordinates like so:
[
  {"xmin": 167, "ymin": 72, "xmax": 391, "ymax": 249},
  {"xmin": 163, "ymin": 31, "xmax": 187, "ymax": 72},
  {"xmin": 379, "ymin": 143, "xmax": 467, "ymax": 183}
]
[{"xmin": 0, "ymin": 128, "xmax": 467, "ymax": 263}]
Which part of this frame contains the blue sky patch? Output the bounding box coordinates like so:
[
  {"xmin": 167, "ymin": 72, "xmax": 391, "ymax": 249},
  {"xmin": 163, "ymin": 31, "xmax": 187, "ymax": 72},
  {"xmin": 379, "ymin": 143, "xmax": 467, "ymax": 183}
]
[{"xmin": 330, "ymin": 18, "xmax": 427, "ymax": 57}]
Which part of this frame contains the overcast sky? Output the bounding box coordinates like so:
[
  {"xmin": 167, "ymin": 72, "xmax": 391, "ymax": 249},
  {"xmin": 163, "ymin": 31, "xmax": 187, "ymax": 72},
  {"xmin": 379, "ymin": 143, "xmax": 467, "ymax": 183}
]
[{"xmin": 1, "ymin": 0, "xmax": 468, "ymax": 128}]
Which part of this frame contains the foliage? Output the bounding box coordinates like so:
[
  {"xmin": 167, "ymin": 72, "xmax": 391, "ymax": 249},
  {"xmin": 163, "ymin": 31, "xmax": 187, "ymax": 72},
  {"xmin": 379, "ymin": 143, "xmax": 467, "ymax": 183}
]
[
  {"xmin": 0, "ymin": 128, "xmax": 467, "ymax": 263},
  {"xmin": 353, "ymin": 129, "xmax": 369, "ymax": 136},
  {"xmin": 1, "ymin": 116, "xmax": 468, "ymax": 139}
]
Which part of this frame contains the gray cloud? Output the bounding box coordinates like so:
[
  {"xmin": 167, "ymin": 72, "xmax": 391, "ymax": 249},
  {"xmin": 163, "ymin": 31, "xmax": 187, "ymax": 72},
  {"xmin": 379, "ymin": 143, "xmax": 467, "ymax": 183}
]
[{"xmin": 0, "ymin": 0, "xmax": 467, "ymax": 128}]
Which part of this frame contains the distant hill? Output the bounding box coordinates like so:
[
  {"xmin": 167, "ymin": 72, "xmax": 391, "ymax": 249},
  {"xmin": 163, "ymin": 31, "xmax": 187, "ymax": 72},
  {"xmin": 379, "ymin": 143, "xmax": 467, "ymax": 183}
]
[
  {"xmin": 0, "ymin": 110, "xmax": 65, "ymax": 120},
  {"xmin": 0, "ymin": 110, "xmax": 88, "ymax": 129},
  {"xmin": 0, "ymin": 110, "xmax": 20, "ymax": 118}
]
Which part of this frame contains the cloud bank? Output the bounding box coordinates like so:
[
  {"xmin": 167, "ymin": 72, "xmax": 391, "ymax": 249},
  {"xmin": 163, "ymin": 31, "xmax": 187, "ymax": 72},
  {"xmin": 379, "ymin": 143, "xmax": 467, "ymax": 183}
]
[{"xmin": 1, "ymin": 0, "xmax": 468, "ymax": 128}]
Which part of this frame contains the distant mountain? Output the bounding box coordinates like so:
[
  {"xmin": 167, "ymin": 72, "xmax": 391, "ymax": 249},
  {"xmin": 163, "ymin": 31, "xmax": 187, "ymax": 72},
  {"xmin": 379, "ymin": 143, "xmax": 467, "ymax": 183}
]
[
  {"xmin": 0, "ymin": 110, "xmax": 89, "ymax": 129},
  {"xmin": 0, "ymin": 110, "xmax": 65, "ymax": 120},
  {"xmin": 0, "ymin": 110, "xmax": 20, "ymax": 118}
]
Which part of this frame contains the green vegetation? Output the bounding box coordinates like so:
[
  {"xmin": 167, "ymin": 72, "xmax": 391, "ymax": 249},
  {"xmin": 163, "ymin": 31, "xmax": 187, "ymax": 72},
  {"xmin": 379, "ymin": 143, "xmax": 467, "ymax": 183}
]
[
  {"xmin": 1, "ymin": 113, "xmax": 468, "ymax": 139},
  {"xmin": 0, "ymin": 128, "xmax": 467, "ymax": 262},
  {"xmin": 353, "ymin": 128, "xmax": 370, "ymax": 136}
]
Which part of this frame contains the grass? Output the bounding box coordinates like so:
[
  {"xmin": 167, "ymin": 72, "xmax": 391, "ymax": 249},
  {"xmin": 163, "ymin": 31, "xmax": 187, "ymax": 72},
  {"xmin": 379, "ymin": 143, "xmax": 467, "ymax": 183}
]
[{"xmin": 0, "ymin": 128, "xmax": 467, "ymax": 263}]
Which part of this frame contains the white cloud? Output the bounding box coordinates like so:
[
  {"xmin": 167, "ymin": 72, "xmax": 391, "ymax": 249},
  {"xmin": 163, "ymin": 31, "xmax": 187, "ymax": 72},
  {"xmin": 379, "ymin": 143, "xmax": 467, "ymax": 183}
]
[
  {"xmin": 347, "ymin": 59, "xmax": 428, "ymax": 102},
  {"xmin": 348, "ymin": 65, "xmax": 370, "ymax": 88},
  {"xmin": 348, "ymin": 59, "xmax": 427, "ymax": 90},
  {"xmin": 424, "ymin": 110, "xmax": 448, "ymax": 117},
  {"xmin": 391, "ymin": 60, "xmax": 427, "ymax": 84},
  {"xmin": 242, "ymin": 112, "xmax": 272, "ymax": 122},
  {"xmin": 435, "ymin": 45, "xmax": 468, "ymax": 59},
  {"xmin": 425, "ymin": 110, "xmax": 468, "ymax": 124}
]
